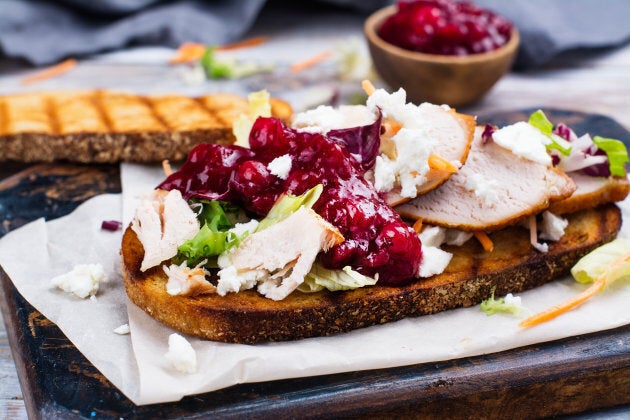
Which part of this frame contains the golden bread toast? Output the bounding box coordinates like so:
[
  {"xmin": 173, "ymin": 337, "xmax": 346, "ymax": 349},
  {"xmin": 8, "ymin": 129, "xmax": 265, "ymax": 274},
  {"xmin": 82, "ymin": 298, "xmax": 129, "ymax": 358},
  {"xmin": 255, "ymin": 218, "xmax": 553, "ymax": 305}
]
[
  {"xmin": 0, "ymin": 91, "xmax": 292, "ymax": 163},
  {"xmin": 121, "ymin": 204, "xmax": 622, "ymax": 344}
]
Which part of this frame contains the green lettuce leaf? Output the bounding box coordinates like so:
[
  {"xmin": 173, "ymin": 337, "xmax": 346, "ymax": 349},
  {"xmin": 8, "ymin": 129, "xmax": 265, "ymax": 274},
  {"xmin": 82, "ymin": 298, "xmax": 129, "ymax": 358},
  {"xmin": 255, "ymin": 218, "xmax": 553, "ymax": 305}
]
[
  {"xmin": 176, "ymin": 200, "xmax": 250, "ymax": 266},
  {"xmin": 200, "ymin": 47, "xmax": 274, "ymax": 80},
  {"xmin": 528, "ymin": 109, "xmax": 572, "ymax": 156},
  {"xmin": 571, "ymin": 238, "xmax": 630, "ymax": 286},
  {"xmin": 256, "ymin": 184, "xmax": 323, "ymax": 232},
  {"xmin": 298, "ymin": 263, "xmax": 377, "ymax": 292},
  {"xmin": 592, "ymin": 136, "xmax": 629, "ymax": 177},
  {"xmin": 480, "ymin": 289, "xmax": 525, "ymax": 316}
]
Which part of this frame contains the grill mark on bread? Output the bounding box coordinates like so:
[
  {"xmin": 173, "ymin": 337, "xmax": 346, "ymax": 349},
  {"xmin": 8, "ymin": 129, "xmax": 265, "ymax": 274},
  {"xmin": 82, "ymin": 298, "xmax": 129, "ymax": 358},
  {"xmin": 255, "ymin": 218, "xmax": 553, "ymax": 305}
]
[
  {"xmin": 0, "ymin": 91, "xmax": 291, "ymax": 163},
  {"xmin": 92, "ymin": 90, "xmax": 114, "ymax": 133}
]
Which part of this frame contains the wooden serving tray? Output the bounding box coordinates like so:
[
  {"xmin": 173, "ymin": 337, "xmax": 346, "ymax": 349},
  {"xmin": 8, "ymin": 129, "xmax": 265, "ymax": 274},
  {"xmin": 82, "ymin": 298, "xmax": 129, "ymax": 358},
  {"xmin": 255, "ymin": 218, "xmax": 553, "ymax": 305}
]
[{"xmin": 1, "ymin": 109, "xmax": 629, "ymax": 419}]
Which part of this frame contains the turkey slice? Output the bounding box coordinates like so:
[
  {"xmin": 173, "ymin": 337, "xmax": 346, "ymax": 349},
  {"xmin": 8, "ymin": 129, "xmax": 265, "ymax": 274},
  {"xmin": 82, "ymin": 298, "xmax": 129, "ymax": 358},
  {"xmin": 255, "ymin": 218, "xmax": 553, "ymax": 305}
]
[
  {"xmin": 548, "ymin": 172, "xmax": 630, "ymax": 215},
  {"xmin": 396, "ymin": 128, "xmax": 576, "ymax": 232}
]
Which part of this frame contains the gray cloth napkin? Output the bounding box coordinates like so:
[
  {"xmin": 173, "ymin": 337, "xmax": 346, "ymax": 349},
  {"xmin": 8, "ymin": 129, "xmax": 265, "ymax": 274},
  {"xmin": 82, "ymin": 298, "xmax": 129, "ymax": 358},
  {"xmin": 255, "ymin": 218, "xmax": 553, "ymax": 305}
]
[{"xmin": 0, "ymin": 0, "xmax": 629, "ymax": 68}]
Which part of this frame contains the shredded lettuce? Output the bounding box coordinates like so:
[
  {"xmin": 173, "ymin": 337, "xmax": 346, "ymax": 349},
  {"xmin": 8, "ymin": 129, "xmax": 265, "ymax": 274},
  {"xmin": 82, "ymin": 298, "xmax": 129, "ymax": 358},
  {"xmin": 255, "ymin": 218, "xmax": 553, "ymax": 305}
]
[
  {"xmin": 592, "ymin": 136, "xmax": 629, "ymax": 177},
  {"xmin": 571, "ymin": 238, "xmax": 630, "ymax": 286},
  {"xmin": 200, "ymin": 47, "xmax": 274, "ymax": 80},
  {"xmin": 298, "ymin": 263, "xmax": 377, "ymax": 292},
  {"xmin": 233, "ymin": 90, "xmax": 273, "ymax": 147},
  {"xmin": 480, "ymin": 289, "xmax": 525, "ymax": 316},
  {"xmin": 256, "ymin": 184, "xmax": 323, "ymax": 232},
  {"xmin": 528, "ymin": 110, "xmax": 572, "ymax": 156},
  {"xmin": 176, "ymin": 200, "xmax": 250, "ymax": 266}
]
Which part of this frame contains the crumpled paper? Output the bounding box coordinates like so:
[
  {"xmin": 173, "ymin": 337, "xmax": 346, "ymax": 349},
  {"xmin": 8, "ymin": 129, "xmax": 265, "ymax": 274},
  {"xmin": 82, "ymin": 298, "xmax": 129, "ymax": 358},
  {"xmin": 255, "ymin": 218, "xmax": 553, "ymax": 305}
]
[{"xmin": 0, "ymin": 162, "xmax": 629, "ymax": 405}]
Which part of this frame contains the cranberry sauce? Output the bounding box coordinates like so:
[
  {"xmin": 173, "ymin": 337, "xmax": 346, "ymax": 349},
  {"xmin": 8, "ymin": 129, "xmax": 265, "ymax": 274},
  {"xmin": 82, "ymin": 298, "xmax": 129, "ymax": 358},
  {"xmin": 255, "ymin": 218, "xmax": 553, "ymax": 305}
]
[
  {"xmin": 159, "ymin": 117, "xmax": 422, "ymax": 286},
  {"xmin": 379, "ymin": 0, "xmax": 513, "ymax": 56}
]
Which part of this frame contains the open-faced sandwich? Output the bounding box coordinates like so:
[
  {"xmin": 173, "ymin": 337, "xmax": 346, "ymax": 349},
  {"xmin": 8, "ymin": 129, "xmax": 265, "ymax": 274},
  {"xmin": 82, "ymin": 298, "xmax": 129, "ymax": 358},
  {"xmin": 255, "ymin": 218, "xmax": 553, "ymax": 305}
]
[{"xmin": 121, "ymin": 86, "xmax": 630, "ymax": 344}]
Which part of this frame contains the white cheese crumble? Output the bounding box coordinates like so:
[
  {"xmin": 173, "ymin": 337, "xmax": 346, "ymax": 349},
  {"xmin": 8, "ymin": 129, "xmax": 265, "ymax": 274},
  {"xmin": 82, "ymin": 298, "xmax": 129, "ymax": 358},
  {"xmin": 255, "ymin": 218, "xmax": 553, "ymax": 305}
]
[
  {"xmin": 492, "ymin": 121, "xmax": 552, "ymax": 166},
  {"xmin": 113, "ymin": 324, "xmax": 130, "ymax": 335},
  {"xmin": 366, "ymin": 89, "xmax": 447, "ymax": 198},
  {"xmin": 417, "ymin": 226, "xmax": 452, "ymax": 278},
  {"xmin": 291, "ymin": 104, "xmax": 376, "ymax": 134},
  {"xmin": 463, "ymin": 173, "xmax": 500, "ymax": 207},
  {"xmin": 539, "ymin": 211, "xmax": 569, "ymax": 241},
  {"xmin": 503, "ymin": 293, "xmax": 522, "ymax": 307},
  {"xmin": 51, "ymin": 263, "xmax": 107, "ymax": 298},
  {"xmin": 164, "ymin": 333, "xmax": 197, "ymax": 374},
  {"xmin": 267, "ymin": 154, "xmax": 293, "ymax": 180}
]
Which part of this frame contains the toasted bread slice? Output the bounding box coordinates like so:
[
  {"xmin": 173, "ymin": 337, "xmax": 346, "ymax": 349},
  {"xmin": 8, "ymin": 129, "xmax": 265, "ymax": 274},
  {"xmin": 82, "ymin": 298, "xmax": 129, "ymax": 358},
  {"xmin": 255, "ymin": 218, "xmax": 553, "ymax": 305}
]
[
  {"xmin": 0, "ymin": 91, "xmax": 292, "ymax": 163},
  {"xmin": 121, "ymin": 204, "xmax": 622, "ymax": 344}
]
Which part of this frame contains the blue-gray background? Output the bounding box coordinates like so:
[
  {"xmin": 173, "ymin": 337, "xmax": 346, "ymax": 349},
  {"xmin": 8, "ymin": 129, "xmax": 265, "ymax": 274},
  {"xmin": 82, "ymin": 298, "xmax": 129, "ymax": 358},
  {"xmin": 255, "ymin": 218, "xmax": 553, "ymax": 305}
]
[{"xmin": 0, "ymin": 0, "xmax": 628, "ymax": 69}]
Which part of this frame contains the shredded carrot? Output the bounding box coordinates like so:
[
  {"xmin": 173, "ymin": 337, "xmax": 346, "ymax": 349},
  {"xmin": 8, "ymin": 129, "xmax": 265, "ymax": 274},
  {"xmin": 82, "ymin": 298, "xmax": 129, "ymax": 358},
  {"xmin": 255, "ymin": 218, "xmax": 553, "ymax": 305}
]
[
  {"xmin": 428, "ymin": 154, "xmax": 458, "ymax": 173},
  {"xmin": 474, "ymin": 231, "xmax": 494, "ymax": 252},
  {"xmin": 382, "ymin": 120, "xmax": 402, "ymax": 138},
  {"xmin": 519, "ymin": 250, "xmax": 630, "ymax": 328},
  {"xmin": 519, "ymin": 279, "xmax": 606, "ymax": 328},
  {"xmin": 290, "ymin": 51, "xmax": 332, "ymax": 73},
  {"xmin": 162, "ymin": 160, "xmax": 173, "ymax": 177},
  {"xmin": 21, "ymin": 58, "xmax": 77, "ymax": 85},
  {"xmin": 412, "ymin": 218, "xmax": 423, "ymax": 233},
  {"xmin": 362, "ymin": 79, "xmax": 376, "ymax": 96},
  {"xmin": 169, "ymin": 42, "xmax": 207, "ymax": 64},
  {"xmin": 216, "ymin": 35, "xmax": 268, "ymax": 51}
]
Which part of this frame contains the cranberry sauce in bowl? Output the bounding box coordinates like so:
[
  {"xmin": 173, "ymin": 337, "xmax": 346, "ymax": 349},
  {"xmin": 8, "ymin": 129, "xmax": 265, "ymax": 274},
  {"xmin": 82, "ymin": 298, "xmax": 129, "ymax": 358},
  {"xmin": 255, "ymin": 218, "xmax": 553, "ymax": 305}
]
[
  {"xmin": 379, "ymin": 0, "xmax": 513, "ymax": 56},
  {"xmin": 159, "ymin": 117, "xmax": 423, "ymax": 286}
]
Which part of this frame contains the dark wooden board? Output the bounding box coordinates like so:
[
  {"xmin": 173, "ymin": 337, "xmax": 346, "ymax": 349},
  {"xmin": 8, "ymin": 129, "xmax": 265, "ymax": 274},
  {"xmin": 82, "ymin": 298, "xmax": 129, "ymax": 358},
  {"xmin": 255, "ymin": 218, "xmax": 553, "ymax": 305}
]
[{"xmin": 1, "ymin": 110, "xmax": 630, "ymax": 419}]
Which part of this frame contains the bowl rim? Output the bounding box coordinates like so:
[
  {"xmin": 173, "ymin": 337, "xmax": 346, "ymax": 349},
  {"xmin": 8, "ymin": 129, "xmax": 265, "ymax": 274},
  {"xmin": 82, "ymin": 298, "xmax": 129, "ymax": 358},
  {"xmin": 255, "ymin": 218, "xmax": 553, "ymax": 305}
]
[{"xmin": 364, "ymin": 4, "xmax": 520, "ymax": 64}]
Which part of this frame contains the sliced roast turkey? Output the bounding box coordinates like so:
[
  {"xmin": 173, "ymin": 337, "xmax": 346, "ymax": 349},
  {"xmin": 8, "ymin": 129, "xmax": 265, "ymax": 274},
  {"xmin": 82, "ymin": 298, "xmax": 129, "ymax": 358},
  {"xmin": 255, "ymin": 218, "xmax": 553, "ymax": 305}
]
[
  {"xmin": 396, "ymin": 127, "xmax": 576, "ymax": 232},
  {"xmin": 548, "ymin": 172, "xmax": 630, "ymax": 215}
]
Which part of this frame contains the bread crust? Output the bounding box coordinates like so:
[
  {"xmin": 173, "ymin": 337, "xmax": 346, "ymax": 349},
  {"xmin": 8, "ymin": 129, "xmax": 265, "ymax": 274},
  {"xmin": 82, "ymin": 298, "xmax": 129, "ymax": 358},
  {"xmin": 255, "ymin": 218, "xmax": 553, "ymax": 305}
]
[
  {"xmin": 0, "ymin": 91, "xmax": 292, "ymax": 163},
  {"xmin": 121, "ymin": 204, "xmax": 622, "ymax": 344}
]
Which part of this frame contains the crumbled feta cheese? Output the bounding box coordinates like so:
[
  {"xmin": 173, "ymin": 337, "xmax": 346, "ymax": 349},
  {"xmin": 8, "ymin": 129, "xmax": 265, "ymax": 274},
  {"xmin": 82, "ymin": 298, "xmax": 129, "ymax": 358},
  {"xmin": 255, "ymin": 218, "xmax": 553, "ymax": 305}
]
[
  {"xmin": 503, "ymin": 293, "xmax": 522, "ymax": 307},
  {"xmin": 291, "ymin": 105, "xmax": 376, "ymax": 134},
  {"xmin": 418, "ymin": 245, "xmax": 453, "ymax": 278},
  {"xmin": 114, "ymin": 324, "xmax": 130, "ymax": 335},
  {"xmin": 164, "ymin": 333, "xmax": 197, "ymax": 374},
  {"xmin": 267, "ymin": 154, "xmax": 293, "ymax": 180},
  {"xmin": 533, "ymin": 242, "xmax": 549, "ymax": 253},
  {"xmin": 51, "ymin": 263, "xmax": 107, "ymax": 298},
  {"xmin": 539, "ymin": 211, "xmax": 568, "ymax": 241},
  {"xmin": 373, "ymin": 127, "xmax": 435, "ymax": 198},
  {"xmin": 216, "ymin": 264, "xmax": 261, "ymax": 295},
  {"xmin": 417, "ymin": 226, "xmax": 453, "ymax": 277},
  {"xmin": 230, "ymin": 219, "xmax": 259, "ymax": 238},
  {"xmin": 419, "ymin": 225, "xmax": 447, "ymax": 248},
  {"xmin": 491, "ymin": 122, "xmax": 552, "ymax": 166},
  {"xmin": 463, "ymin": 173, "xmax": 500, "ymax": 207},
  {"xmin": 366, "ymin": 89, "xmax": 449, "ymax": 198}
]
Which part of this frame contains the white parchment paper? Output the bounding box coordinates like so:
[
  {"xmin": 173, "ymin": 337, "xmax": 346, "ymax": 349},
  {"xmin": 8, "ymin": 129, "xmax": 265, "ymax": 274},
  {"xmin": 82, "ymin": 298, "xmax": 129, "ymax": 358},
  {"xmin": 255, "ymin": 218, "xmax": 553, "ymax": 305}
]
[{"xmin": 0, "ymin": 163, "xmax": 629, "ymax": 406}]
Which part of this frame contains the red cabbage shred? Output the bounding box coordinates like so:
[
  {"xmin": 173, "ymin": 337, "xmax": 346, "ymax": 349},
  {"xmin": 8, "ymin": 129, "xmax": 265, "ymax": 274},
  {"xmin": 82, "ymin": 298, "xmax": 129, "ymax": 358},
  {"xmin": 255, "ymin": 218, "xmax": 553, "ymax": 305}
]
[{"xmin": 158, "ymin": 117, "xmax": 422, "ymax": 286}]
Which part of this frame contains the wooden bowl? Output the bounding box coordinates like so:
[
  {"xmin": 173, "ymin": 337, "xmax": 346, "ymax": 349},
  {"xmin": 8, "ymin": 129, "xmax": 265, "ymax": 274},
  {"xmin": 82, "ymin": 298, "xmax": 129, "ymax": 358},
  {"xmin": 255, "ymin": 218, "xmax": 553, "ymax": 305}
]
[{"xmin": 364, "ymin": 5, "xmax": 520, "ymax": 107}]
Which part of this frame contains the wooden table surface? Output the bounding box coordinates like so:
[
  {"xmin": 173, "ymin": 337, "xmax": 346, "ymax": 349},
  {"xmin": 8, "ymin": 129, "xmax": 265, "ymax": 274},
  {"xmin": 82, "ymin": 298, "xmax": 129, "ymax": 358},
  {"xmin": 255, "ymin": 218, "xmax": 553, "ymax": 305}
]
[{"xmin": 1, "ymin": 6, "xmax": 629, "ymax": 418}]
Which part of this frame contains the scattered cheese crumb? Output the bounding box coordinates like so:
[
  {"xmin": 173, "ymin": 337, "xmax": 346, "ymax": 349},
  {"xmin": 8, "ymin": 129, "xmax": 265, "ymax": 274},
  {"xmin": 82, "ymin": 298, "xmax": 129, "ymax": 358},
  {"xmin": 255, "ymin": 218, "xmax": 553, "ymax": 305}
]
[
  {"xmin": 492, "ymin": 122, "xmax": 552, "ymax": 166},
  {"xmin": 539, "ymin": 211, "xmax": 569, "ymax": 241},
  {"xmin": 51, "ymin": 263, "xmax": 107, "ymax": 298},
  {"xmin": 267, "ymin": 154, "xmax": 293, "ymax": 180},
  {"xmin": 164, "ymin": 333, "xmax": 197, "ymax": 374},
  {"xmin": 463, "ymin": 173, "xmax": 500, "ymax": 207},
  {"xmin": 114, "ymin": 324, "xmax": 130, "ymax": 335}
]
